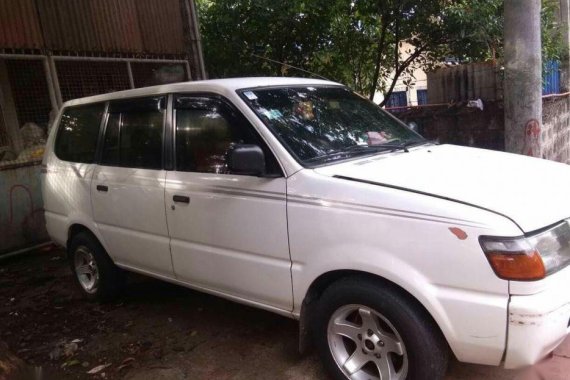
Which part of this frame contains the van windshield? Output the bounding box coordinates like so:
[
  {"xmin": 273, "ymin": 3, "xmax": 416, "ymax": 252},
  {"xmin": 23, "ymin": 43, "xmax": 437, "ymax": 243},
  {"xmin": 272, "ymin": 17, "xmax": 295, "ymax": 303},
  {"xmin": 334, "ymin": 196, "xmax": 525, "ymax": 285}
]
[{"xmin": 238, "ymin": 86, "xmax": 425, "ymax": 166}]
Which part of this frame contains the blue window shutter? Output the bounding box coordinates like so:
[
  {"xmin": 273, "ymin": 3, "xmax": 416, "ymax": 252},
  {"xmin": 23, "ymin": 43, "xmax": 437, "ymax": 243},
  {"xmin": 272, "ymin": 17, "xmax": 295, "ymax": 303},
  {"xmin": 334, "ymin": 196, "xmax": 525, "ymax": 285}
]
[
  {"xmin": 417, "ymin": 89, "xmax": 428, "ymax": 105},
  {"xmin": 385, "ymin": 91, "xmax": 408, "ymax": 107}
]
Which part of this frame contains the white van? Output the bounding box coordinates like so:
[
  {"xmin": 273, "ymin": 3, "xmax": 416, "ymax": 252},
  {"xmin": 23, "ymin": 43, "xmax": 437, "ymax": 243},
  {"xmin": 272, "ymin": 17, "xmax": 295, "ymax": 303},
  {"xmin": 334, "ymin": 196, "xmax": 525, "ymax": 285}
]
[{"xmin": 42, "ymin": 77, "xmax": 570, "ymax": 380}]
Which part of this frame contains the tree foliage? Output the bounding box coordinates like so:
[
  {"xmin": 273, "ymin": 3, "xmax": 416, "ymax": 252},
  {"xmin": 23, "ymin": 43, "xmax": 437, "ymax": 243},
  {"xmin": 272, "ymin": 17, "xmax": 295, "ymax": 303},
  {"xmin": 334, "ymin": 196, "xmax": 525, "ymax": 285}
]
[{"xmin": 197, "ymin": 0, "xmax": 563, "ymax": 104}]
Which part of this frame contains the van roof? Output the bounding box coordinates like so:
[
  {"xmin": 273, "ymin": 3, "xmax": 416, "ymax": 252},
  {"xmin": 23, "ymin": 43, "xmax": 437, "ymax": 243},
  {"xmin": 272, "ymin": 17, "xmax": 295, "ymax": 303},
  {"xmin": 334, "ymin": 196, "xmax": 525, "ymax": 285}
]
[{"xmin": 62, "ymin": 77, "xmax": 342, "ymax": 108}]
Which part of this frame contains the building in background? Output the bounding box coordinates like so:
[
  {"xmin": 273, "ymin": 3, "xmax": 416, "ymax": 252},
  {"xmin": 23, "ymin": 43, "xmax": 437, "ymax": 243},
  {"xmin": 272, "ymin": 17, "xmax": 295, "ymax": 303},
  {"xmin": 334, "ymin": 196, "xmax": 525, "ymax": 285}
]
[
  {"xmin": 0, "ymin": 0, "xmax": 205, "ymax": 165},
  {"xmin": 373, "ymin": 42, "xmax": 428, "ymax": 108}
]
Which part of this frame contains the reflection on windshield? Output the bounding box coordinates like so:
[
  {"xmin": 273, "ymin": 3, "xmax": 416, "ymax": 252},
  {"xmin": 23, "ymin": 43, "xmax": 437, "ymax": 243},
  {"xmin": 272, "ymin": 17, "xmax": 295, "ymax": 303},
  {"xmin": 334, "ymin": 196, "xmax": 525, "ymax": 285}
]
[{"xmin": 239, "ymin": 86, "xmax": 424, "ymax": 166}]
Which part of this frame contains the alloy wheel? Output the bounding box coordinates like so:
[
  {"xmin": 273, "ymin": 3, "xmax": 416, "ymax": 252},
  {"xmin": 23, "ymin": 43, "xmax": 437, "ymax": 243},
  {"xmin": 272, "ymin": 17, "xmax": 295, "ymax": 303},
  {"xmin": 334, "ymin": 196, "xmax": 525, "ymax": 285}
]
[
  {"xmin": 74, "ymin": 246, "xmax": 99, "ymax": 294},
  {"xmin": 327, "ymin": 304, "xmax": 408, "ymax": 380}
]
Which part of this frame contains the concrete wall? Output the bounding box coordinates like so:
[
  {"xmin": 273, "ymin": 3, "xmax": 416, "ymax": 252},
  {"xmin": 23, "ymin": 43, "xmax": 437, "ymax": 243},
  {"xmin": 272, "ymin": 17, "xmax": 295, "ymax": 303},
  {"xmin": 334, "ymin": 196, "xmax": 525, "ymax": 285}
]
[
  {"xmin": 394, "ymin": 96, "xmax": 570, "ymax": 167},
  {"xmin": 427, "ymin": 63, "xmax": 501, "ymax": 104},
  {"xmin": 392, "ymin": 101, "xmax": 505, "ymax": 151},
  {"xmin": 542, "ymin": 96, "xmax": 570, "ymax": 164},
  {"xmin": 0, "ymin": 163, "xmax": 48, "ymax": 255}
]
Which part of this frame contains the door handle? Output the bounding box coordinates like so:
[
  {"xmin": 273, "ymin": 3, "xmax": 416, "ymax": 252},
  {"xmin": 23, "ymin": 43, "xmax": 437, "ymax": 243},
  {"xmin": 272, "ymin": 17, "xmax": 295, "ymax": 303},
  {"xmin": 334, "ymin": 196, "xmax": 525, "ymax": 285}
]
[
  {"xmin": 96, "ymin": 185, "xmax": 108, "ymax": 192},
  {"xmin": 173, "ymin": 195, "xmax": 190, "ymax": 204}
]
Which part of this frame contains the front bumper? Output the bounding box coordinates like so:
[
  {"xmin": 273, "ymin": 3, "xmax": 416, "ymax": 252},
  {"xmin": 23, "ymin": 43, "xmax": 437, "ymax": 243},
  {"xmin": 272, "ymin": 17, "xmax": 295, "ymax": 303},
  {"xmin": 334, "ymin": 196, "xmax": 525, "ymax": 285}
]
[{"xmin": 505, "ymin": 283, "xmax": 570, "ymax": 368}]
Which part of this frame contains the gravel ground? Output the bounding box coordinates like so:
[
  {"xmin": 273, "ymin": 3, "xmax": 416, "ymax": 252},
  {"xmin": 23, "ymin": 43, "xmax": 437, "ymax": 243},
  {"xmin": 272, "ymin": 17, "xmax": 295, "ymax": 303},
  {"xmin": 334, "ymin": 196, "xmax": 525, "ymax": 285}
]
[{"xmin": 1, "ymin": 247, "xmax": 568, "ymax": 380}]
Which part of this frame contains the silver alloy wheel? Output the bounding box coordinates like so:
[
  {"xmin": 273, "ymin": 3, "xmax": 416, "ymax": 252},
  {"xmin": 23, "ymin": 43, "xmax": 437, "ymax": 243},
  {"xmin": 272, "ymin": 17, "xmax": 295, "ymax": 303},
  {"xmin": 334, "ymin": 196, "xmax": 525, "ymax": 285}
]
[
  {"xmin": 74, "ymin": 246, "xmax": 99, "ymax": 294},
  {"xmin": 327, "ymin": 304, "xmax": 408, "ymax": 380}
]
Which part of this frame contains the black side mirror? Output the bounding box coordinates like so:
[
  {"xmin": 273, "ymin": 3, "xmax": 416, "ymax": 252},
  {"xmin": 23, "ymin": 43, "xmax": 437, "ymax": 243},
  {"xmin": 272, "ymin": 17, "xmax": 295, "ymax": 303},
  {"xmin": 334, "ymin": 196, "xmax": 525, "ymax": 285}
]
[{"xmin": 227, "ymin": 144, "xmax": 266, "ymax": 176}]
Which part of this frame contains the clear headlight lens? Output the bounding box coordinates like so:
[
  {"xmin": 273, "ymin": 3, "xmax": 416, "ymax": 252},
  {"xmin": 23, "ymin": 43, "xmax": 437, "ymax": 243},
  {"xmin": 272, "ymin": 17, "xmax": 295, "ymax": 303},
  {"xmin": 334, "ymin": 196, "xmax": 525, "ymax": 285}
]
[
  {"xmin": 480, "ymin": 221, "xmax": 570, "ymax": 281},
  {"xmin": 528, "ymin": 222, "xmax": 570, "ymax": 274}
]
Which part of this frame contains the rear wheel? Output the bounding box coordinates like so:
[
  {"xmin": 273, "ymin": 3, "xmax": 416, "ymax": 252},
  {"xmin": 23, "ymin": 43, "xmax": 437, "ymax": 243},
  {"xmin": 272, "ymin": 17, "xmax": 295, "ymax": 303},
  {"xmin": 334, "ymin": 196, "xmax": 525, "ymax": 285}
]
[
  {"xmin": 315, "ymin": 277, "xmax": 448, "ymax": 380},
  {"xmin": 69, "ymin": 232, "xmax": 124, "ymax": 302}
]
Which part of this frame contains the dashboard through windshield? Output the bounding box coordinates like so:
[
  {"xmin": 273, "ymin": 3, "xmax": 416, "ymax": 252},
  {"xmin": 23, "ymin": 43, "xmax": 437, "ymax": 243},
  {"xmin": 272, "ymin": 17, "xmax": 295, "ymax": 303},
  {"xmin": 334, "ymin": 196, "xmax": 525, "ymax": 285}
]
[{"xmin": 238, "ymin": 85, "xmax": 425, "ymax": 166}]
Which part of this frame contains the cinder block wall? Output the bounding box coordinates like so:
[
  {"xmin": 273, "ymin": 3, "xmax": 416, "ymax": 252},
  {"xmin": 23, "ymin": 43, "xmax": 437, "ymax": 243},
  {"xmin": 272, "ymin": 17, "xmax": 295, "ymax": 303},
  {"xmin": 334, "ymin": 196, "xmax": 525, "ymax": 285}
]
[{"xmin": 542, "ymin": 97, "xmax": 570, "ymax": 164}]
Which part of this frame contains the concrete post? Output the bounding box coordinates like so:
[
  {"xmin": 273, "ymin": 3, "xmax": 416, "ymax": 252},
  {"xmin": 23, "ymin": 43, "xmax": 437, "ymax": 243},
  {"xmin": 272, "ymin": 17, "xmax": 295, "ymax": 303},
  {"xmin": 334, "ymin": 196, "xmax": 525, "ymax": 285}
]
[
  {"xmin": 504, "ymin": 0, "xmax": 543, "ymax": 157},
  {"xmin": 560, "ymin": 0, "xmax": 570, "ymax": 92}
]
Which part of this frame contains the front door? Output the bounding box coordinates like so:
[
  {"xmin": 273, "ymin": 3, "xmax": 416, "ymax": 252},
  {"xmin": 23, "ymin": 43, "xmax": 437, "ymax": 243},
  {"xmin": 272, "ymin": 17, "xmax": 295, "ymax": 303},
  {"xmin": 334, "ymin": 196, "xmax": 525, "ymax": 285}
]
[
  {"xmin": 91, "ymin": 96, "xmax": 173, "ymax": 277},
  {"xmin": 165, "ymin": 95, "xmax": 292, "ymax": 310}
]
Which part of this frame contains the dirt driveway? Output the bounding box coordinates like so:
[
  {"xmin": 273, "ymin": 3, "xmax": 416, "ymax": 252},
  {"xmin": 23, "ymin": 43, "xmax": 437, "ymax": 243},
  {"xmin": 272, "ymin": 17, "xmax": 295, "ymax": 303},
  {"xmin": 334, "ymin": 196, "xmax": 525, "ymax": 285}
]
[{"xmin": 1, "ymin": 247, "xmax": 569, "ymax": 380}]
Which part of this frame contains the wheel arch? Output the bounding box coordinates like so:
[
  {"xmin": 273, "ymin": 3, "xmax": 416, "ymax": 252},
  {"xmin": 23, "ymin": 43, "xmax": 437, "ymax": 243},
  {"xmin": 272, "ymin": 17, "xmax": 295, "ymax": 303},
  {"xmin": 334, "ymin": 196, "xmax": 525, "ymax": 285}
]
[
  {"xmin": 298, "ymin": 269, "xmax": 451, "ymax": 358},
  {"xmin": 67, "ymin": 223, "xmax": 109, "ymax": 259}
]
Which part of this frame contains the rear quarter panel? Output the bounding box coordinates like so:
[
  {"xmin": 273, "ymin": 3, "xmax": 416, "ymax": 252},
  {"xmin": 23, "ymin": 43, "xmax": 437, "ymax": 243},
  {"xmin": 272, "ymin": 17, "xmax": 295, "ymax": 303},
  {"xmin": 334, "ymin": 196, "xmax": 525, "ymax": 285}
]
[{"xmin": 41, "ymin": 110, "xmax": 100, "ymax": 250}]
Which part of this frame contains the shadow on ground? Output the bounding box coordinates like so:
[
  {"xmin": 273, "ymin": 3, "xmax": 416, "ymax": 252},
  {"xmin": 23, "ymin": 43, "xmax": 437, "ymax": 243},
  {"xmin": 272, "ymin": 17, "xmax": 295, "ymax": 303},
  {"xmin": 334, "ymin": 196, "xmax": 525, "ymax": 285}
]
[{"xmin": 0, "ymin": 248, "xmax": 566, "ymax": 379}]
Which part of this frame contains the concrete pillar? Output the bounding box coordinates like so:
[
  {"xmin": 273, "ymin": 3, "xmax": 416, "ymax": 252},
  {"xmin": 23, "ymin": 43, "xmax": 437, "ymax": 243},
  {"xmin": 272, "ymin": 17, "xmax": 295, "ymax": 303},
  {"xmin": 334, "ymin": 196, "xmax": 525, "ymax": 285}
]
[
  {"xmin": 504, "ymin": 0, "xmax": 543, "ymax": 157},
  {"xmin": 0, "ymin": 59, "xmax": 23, "ymax": 153},
  {"xmin": 560, "ymin": 0, "xmax": 570, "ymax": 92}
]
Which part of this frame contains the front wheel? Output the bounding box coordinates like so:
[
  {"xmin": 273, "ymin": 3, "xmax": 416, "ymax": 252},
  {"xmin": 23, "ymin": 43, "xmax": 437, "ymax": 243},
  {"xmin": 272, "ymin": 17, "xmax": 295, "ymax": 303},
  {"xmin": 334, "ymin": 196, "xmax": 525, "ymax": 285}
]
[{"xmin": 315, "ymin": 277, "xmax": 448, "ymax": 380}]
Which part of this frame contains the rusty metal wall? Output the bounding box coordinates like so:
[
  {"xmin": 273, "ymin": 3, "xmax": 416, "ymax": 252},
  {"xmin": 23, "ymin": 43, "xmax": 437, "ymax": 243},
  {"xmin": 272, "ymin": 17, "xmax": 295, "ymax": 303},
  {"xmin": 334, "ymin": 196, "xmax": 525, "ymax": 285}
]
[
  {"xmin": 427, "ymin": 63, "xmax": 501, "ymax": 104},
  {"xmin": 0, "ymin": 0, "xmax": 44, "ymax": 49},
  {"xmin": 135, "ymin": 0, "xmax": 186, "ymax": 54},
  {"xmin": 1, "ymin": 0, "xmax": 187, "ymax": 54}
]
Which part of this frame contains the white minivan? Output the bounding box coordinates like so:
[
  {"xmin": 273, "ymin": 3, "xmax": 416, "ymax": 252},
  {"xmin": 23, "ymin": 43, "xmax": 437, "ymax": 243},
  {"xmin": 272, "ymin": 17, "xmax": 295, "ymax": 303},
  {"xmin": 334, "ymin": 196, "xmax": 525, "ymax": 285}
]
[{"xmin": 42, "ymin": 77, "xmax": 570, "ymax": 380}]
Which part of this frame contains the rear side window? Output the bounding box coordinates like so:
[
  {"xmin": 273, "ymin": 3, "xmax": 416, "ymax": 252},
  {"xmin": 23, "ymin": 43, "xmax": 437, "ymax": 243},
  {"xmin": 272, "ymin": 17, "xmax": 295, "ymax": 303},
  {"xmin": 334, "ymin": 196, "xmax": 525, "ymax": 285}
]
[
  {"xmin": 101, "ymin": 97, "xmax": 165, "ymax": 169},
  {"xmin": 54, "ymin": 103, "xmax": 104, "ymax": 163}
]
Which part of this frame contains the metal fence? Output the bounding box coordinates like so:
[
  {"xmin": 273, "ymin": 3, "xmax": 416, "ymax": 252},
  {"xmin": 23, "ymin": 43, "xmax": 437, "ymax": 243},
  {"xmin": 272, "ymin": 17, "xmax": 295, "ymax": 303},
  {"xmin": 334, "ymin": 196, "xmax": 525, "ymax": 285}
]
[
  {"xmin": 543, "ymin": 60, "xmax": 561, "ymax": 96},
  {"xmin": 6, "ymin": 59, "xmax": 53, "ymax": 130},
  {"xmin": 0, "ymin": 54, "xmax": 190, "ymax": 169},
  {"xmin": 55, "ymin": 60, "xmax": 132, "ymax": 102}
]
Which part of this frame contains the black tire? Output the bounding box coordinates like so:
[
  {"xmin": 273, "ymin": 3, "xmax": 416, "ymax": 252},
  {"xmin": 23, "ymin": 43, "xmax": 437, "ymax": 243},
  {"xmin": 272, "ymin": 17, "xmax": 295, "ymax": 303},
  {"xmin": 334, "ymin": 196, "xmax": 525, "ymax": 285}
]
[
  {"xmin": 315, "ymin": 276, "xmax": 448, "ymax": 380},
  {"xmin": 68, "ymin": 232, "xmax": 125, "ymax": 302}
]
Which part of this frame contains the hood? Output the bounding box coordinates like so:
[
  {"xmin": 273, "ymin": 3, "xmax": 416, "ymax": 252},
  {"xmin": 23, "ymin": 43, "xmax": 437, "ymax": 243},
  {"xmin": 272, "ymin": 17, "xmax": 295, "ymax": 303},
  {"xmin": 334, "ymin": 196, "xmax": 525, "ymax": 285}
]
[{"xmin": 315, "ymin": 144, "xmax": 570, "ymax": 232}]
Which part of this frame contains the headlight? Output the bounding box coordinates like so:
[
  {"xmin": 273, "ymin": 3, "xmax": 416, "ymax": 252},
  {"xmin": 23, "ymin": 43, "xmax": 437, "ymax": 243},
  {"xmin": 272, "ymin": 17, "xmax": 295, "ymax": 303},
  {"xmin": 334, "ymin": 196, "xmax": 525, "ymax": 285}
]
[{"xmin": 480, "ymin": 221, "xmax": 570, "ymax": 281}]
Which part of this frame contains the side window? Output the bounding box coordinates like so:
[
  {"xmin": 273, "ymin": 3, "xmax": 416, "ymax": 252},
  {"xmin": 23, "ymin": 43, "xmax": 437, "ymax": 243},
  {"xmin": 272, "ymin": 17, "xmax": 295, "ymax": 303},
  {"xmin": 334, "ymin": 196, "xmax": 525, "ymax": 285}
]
[
  {"xmin": 54, "ymin": 103, "xmax": 104, "ymax": 163},
  {"xmin": 174, "ymin": 96, "xmax": 280, "ymax": 175},
  {"xmin": 101, "ymin": 97, "xmax": 165, "ymax": 169}
]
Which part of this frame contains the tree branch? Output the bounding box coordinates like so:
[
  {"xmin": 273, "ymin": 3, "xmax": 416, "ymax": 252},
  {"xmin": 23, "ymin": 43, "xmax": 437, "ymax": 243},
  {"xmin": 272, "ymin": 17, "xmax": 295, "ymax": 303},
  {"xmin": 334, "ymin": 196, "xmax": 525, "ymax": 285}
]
[
  {"xmin": 379, "ymin": 44, "xmax": 428, "ymax": 107},
  {"xmin": 368, "ymin": 13, "xmax": 390, "ymax": 99}
]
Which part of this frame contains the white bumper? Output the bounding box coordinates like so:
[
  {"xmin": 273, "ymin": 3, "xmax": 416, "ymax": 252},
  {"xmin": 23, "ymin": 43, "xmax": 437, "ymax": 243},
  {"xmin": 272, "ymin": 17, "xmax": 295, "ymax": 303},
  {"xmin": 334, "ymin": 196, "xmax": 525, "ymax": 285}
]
[{"xmin": 505, "ymin": 281, "xmax": 570, "ymax": 368}]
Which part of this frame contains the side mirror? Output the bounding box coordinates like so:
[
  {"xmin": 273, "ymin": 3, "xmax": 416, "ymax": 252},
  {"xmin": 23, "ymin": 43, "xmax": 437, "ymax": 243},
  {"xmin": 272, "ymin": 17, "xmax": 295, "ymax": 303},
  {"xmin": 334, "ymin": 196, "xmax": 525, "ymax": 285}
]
[{"xmin": 227, "ymin": 144, "xmax": 266, "ymax": 176}]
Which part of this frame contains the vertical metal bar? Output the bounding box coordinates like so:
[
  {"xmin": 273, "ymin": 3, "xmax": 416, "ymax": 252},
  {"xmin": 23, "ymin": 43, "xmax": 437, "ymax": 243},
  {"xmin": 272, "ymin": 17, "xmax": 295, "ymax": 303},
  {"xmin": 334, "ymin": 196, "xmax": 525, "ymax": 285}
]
[
  {"xmin": 47, "ymin": 56, "xmax": 63, "ymax": 106},
  {"xmin": 0, "ymin": 58, "xmax": 23, "ymax": 153},
  {"xmin": 126, "ymin": 61, "xmax": 135, "ymax": 88},
  {"xmin": 188, "ymin": 0, "xmax": 206, "ymax": 79},
  {"xmin": 43, "ymin": 56, "xmax": 59, "ymax": 112},
  {"xmin": 184, "ymin": 60, "xmax": 192, "ymax": 81}
]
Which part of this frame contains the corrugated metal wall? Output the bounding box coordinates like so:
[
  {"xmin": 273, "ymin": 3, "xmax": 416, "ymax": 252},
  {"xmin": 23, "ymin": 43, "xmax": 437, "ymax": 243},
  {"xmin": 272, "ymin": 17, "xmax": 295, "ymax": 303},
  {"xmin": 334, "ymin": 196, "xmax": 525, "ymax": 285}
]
[
  {"xmin": 136, "ymin": 0, "xmax": 185, "ymax": 54},
  {"xmin": 0, "ymin": 0, "xmax": 44, "ymax": 49},
  {"xmin": 1, "ymin": 0, "xmax": 186, "ymax": 54},
  {"xmin": 427, "ymin": 63, "xmax": 500, "ymax": 103}
]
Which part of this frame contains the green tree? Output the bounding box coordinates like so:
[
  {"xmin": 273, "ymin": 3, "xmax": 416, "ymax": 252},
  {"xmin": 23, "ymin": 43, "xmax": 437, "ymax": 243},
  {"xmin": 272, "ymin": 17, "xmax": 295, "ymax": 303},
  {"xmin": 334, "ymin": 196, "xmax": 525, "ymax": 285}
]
[{"xmin": 197, "ymin": 0, "xmax": 563, "ymax": 105}]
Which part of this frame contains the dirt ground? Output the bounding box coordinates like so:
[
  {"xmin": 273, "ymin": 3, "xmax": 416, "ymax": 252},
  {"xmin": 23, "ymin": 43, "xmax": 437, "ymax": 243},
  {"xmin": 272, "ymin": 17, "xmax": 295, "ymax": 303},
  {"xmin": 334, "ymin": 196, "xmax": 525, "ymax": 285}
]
[{"xmin": 1, "ymin": 247, "xmax": 569, "ymax": 380}]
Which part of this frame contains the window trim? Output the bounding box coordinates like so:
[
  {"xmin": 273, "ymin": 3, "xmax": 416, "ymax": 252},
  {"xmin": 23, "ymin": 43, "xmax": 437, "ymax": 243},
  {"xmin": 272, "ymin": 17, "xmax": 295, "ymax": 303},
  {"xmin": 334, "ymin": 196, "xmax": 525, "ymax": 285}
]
[
  {"xmin": 171, "ymin": 92, "xmax": 284, "ymax": 177},
  {"xmin": 96, "ymin": 95, "xmax": 168, "ymax": 170},
  {"xmin": 54, "ymin": 101, "xmax": 107, "ymax": 164}
]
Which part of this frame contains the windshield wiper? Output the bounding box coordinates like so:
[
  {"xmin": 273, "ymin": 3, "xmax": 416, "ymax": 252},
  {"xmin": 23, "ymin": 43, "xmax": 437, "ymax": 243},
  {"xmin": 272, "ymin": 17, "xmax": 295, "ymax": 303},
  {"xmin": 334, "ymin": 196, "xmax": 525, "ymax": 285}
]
[
  {"xmin": 306, "ymin": 140, "xmax": 430, "ymax": 165},
  {"xmin": 305, "ymin": 145, "xmax": 383, "ymax": 164},
  {"xmin": 370, "ymin": 140, "xmax": 429, "ymax": 153}
]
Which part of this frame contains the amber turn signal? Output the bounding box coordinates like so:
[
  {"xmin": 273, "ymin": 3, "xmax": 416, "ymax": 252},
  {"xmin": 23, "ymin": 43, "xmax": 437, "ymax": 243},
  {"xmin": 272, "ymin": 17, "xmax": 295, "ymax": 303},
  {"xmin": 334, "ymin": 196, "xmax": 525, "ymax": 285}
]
[{"xmin": 486, "ymin": 250, "xmax": 546, "ymax": 281}]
